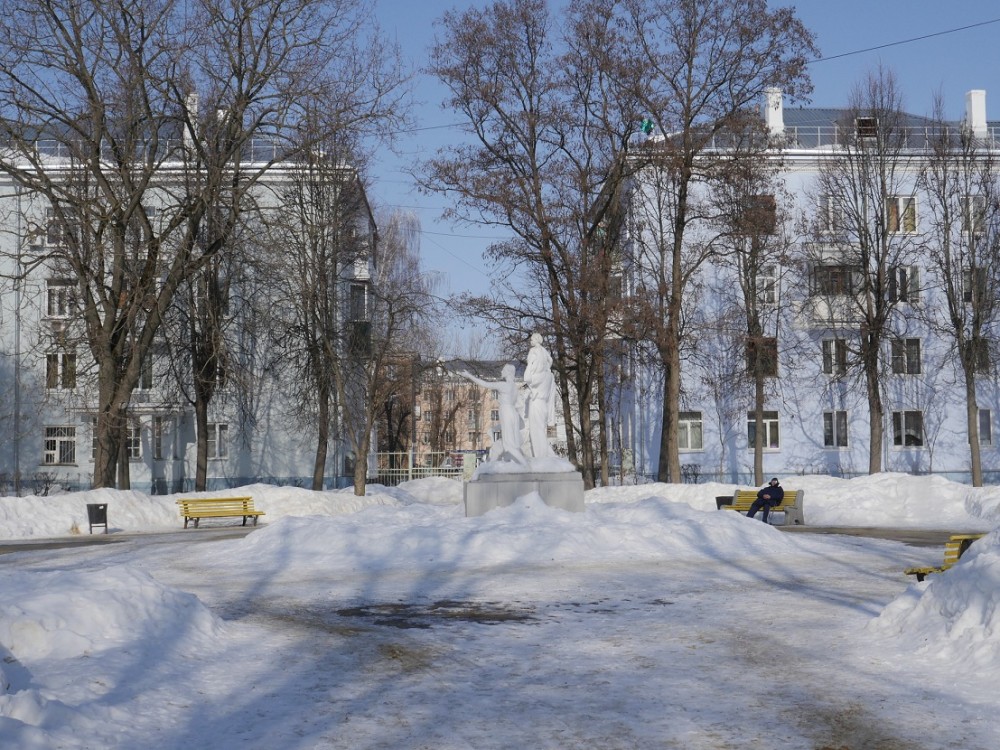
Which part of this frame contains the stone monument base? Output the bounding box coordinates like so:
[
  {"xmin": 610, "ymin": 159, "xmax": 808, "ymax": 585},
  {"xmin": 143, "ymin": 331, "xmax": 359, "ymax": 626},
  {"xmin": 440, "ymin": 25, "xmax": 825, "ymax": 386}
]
[{"xmin": 464, "ymin": 470, "xmax": 585, "ymax": 517}]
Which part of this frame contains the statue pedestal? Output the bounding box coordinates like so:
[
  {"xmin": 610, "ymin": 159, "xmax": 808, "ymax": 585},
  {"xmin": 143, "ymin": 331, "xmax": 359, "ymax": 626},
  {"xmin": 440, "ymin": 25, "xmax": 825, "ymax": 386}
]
[{"xmin": 464, "ymin": 470, "xmax": 585, "ymax": 517}]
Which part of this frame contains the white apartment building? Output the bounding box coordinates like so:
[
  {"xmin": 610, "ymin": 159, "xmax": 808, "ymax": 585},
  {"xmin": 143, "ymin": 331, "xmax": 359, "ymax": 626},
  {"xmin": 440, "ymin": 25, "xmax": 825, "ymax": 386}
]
[
  {"xmin": 0, "ymin": 145, "xmax": 376, "ymax": 495},
  {"xmin": 619, "ymin": 88, "xmax": 1000, "ymax": 485}
]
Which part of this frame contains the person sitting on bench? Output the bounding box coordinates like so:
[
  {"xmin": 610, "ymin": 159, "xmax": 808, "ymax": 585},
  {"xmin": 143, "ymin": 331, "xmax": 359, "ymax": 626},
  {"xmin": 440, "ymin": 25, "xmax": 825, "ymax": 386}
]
[{"xmin": 747, "ymin": 477, "xmax": 784, "ymax": 523}]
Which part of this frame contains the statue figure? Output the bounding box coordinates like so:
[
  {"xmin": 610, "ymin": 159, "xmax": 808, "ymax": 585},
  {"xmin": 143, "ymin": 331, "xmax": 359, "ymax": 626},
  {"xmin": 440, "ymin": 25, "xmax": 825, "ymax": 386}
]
[
  {"xmin": 524, "ymin": 332, "xmax": 556, "ymax": 459},
  {"xmin": 459, "ymin": 364, "xmax": 527, "ymax": 465}
]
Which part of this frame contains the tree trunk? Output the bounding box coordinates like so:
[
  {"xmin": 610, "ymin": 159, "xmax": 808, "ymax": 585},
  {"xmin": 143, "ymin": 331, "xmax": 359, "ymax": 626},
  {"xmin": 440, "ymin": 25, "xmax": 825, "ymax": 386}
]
[
  {"xmin": 753, "ymin": 376, "xmax": 765, "ymax": 487},
  {"xmin": 965, "ymin": 371, "xmax": 983, "ymax": 487},
  {"xmin": 313, "ymin": 385, "xmax": 331, "ymax": 491},
  {"xmin": 194, "ymin": 392, "xmax": 210, "ymax": 491},
  {"xmin": 865, "ymin": 359, "xmax": 884, "ymax": 474}
]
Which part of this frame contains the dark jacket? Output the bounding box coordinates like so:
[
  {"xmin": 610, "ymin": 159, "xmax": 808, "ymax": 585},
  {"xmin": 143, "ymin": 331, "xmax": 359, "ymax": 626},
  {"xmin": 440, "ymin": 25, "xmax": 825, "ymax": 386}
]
[{"xmin": 757, "ymin": 483, "xmax": 784, "ymax": 505}]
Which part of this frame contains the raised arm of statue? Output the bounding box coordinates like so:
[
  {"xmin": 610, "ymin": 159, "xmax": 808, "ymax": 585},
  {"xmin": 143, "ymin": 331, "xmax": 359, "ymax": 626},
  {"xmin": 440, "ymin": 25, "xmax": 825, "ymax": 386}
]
[{"xmin": 459, "ymin": 365, "xmax": 526, "ymax": 465}]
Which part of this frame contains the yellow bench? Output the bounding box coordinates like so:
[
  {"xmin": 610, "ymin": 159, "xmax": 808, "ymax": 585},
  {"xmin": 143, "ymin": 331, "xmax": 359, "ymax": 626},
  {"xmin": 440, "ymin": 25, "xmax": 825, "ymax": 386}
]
[
  {"xmin": 722, "ymin": 488, "xmax": 805, "ymax": 526},
  {"xmin": 905, "ymin": 534, "xmax": 985, "ymax": 582},
  {"xmin": 175, "ymin": 496, "xmax": 265, "ymax": 529}
]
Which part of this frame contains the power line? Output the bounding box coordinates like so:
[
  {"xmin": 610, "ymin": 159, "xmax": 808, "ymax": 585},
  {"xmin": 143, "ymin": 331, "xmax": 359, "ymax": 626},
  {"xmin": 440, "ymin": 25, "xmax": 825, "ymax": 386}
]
[{"xmin": 813, "ymin": 17, "xmax": 1000, "ymax": 64}]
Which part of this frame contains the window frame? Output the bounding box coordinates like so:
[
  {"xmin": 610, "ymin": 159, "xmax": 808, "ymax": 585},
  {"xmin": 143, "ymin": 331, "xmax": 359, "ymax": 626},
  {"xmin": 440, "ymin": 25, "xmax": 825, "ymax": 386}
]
[
  {"xmin": 961, "ymin": 195, "xmax": 986, "ymax": 236},
  {"xmin": 888, "ymin": 265, "xmax": 919, "ymax": 303},
  {"xmin": 823, "ymin": 410, "xmax": 849, "ymax": 448},
  {"xmin": 126, "ymin": 422, "xmax": 142, "ymax": 462},
  {"xmin": 812, "ymin": 264, "xmax": 858, "ymax": 296},
  {"xmin": 206, "ymin": 422, "xmax": 228, "ymax": 460},
  {"xmin": 886, "ymin": 195, "xmax": 917, "ymax": 234},
  {"xmin": 821, "ymin": 338, "xmax": 848, "ymax": 376},
  {"xmin": 45, "ymin": 279, "xmax": 76, "ymax": 318},
  {"xmin": 677, "ymin": 411, "xmax": 704, "ymax": 451},
  {"xmin": 747, "ymin": 410, "xmax": 780, "ymax": 450},
  {"xmin": 890, "ymin": 338, "xmax": 922, "ymax": 375},
  {"xmin": 979, "ymin": 408, "xmax": 993, "ymax": 447},
  {"xmin": 46, "ymin": 349, "xmax": 77, "ymax": 390},
  {"xmin": 43, "ymin": 426, "xmax": 77, "ymax": 465},
  {"xmin": 892, "ymin": 410, "xmax": 924, "ymax": 447},
  {"xmin": 746, "ymin": 336, "xmax": 778, "ymax": 377}
]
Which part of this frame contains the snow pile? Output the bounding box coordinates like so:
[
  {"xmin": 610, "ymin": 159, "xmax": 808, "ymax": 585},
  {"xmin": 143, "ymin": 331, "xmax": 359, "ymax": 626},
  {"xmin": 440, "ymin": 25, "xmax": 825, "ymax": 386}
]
[
  {"xmin": 204, "ymin": 492, "xmax": 797, "ymax": 576},
  {"xmin": 872, "ymin": 530, "xmax": 1000, "ymax": 666},
  {"xmin": 0, "ymin": 482, "xmax": 423, "ymax": 539},
  {"xmin": 0, "ymin": 567, "xmax": 227, "ymax": 747}
]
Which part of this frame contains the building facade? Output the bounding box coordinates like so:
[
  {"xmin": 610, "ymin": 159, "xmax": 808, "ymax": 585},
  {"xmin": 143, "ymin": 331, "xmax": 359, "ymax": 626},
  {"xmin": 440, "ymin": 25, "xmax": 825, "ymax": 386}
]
[
  {"xmin": 0, "ymin": 149, "xmax": 376, "ymax": 495},
  {"xmin": 619, "ymin": 88, "xmax": 1000, "ymax": 484}
]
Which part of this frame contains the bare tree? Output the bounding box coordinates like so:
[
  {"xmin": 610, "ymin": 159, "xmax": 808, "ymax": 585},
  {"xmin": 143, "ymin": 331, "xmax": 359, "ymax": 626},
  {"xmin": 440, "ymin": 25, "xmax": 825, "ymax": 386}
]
[
  {"xmin": 919, "ymin": 97, "xmax": 1000, "ymax": 485},
  {"xmin": 0, "ymin": 0, "xmax": 405, "ymax": 487},
  {"xmin": 807, "ymin": 69, "xmax": 922, "ymax": 474},
  {"xmin": 613, "ymin": 0, "xmax": 816, "ymax": 483},
  {"xmin": 426, "ymin": 0, "xmax": 638, "ymax": 488},
  {"xmin": 335, "ymin": 208, "xmax": 439, "ymax": 494},
  {"xmin": 709, "ymin": 148, "xmax": 796, "ymax": 485}
]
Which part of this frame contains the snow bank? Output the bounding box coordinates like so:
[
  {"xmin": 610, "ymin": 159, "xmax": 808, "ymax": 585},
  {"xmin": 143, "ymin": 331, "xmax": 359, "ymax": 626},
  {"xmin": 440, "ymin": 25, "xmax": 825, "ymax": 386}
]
[{"xmin": 872, "ymin": 531, "xmax": 1000, "ymax": 666}]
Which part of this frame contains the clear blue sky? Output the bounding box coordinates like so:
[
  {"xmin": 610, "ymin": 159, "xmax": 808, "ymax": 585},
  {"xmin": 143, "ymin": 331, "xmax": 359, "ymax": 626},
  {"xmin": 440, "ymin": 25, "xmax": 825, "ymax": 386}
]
[{"xmin": 371, "ymin": 1, "xmax": 1000, "ymax": 350}]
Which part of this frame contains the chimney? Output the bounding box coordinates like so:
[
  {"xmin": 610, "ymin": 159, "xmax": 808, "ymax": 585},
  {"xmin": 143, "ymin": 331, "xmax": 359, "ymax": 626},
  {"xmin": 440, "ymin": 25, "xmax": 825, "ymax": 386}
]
[
  {"xmin": 965, "ymin": 90, "xmax": 987, "ymax": 139},
  {"xmin": 763, "ymin": 88, "xmax": 784, "ymax": 137}
]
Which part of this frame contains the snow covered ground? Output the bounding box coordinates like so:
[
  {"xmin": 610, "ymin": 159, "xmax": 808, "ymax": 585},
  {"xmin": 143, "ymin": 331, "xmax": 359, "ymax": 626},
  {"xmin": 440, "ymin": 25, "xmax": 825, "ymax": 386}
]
[{"xmin": 1, "ymin": 473, "xmax": 999, "ymax": 749}]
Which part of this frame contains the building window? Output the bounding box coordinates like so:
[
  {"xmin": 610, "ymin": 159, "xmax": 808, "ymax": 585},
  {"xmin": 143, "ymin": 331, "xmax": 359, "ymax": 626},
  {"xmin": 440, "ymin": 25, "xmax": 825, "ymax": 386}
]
[
  {"xmin": 349, "ymin": 283, "xmax": 367, "ymax": 321},
  {"xmin": 818, "ymin": 195, "xmax": 844, "ymax": 234},
  {"xmin": 888, "ymin": 265, "xmax": 919, "ymax": 303},
  {"xmin": 46, "ymin": 279, "xmax": 76, "ymax": 318},
  {"xmin": 492, "ymin": 430, "xmax": 501, "ymax": 443},
  {"xmin": 891, "ymin": 338, "xmax": 921, "ymax": 375},
  {"xmin": 678, "ymin": 411, "xmax": 703, "ymax": 451},
  {"xmin": 821, "ymin": 338, "xmax": 848, "ymax": 375},
  {"xmin": 736, "ymin": 194, "xmax": 776, "ymax": 236},
  {"xmin": 812, "ymin": 265, "xmax": 858, "ymax": 296},
  {"xmin": 43, "ymin": 426, "xmax": 76, "ymax": 465},
  {"xmin": 126, "ymin": 423, "xmax": 142, "ymax": 462},
  {"xmin": 961, "ymin": 195, "xmax": 986, "ymax": 236},
  {"xmin": 423, "ymin": 409, "xmax": 433, "ymax": 423},
  {"xmin": 153, "ymin": 417, "xmax": 166, "ymax": 460},
  {"xmin": 45, "ymin": 207, "xmax": 73, "ymax": 247},
  {"xmin": 979, "ymin": 409, "xmax": 992, "ymax": 446},
  {"xmin": 964, "ymin": 336, "xmax": 991, "ymax": 374},
  {"xmin": 963, "ymin": 267, "xmax": 987, "ymax": 304},
  {"xmin": 892, "ymin": 410, "xmax": 924, "ymax": 447},
  {"xmin": 490, "ymin": 409, "xmax": 500, "ymax": 422},
  {"xmin": 759, "ymin": 264, "xmax": 777, "ymax": 305},
  {"xmin": 46, "ymin": 350, "xmax": 77, "ymax": 390},
  {"xmin": 856, "ymin": 116, "xmax": 878, "ymax": 139},
  {"xmin": 886, "ymin": 196, "xmax": 917, "ymax": 234},
  {"xmin": 467, "ymin": 432, "xmax": 480, "ymax": 445},
  {"xmin": 206, "ymin": 423, "xmax": 228, "ymax": 459},
  {"xmin": 421, "ymin": 432, "xmax": 430, "ymax": 445},
  {"xmin": 746, "ymin": 336, "xmax": 778, "ymax": 376},
  {"xmin": 823, "ymin": 411, "xmax": 849, "ymax": 448},
  {"xmin": 747, "ymin": 411, "xmax": 779, "ymax": 449}
]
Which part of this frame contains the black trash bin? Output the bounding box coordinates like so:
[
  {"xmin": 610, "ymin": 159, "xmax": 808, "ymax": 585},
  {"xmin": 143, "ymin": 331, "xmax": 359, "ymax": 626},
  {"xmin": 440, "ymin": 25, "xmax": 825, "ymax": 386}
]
[{"xmin": 86, "ymin": 503, "xmax": 108, "ymax": 534}]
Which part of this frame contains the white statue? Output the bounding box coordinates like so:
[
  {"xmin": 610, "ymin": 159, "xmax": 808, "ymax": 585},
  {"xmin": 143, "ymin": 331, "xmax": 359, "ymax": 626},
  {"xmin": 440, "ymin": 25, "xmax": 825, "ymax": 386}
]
[
  {"xmin": 524, "ymin": 332, "xmax": 556, "ymax": 459},
  {"xmin": 459, "ymin": 365, "xmax": 527, "ymax": 465}
]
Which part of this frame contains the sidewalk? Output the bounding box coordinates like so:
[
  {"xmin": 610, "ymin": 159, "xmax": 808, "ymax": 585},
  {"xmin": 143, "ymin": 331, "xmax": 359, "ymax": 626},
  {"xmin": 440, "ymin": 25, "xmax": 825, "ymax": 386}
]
[{"xmin": 0, "ymin": 524, "xmax": 258, "ymax": 555}]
